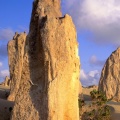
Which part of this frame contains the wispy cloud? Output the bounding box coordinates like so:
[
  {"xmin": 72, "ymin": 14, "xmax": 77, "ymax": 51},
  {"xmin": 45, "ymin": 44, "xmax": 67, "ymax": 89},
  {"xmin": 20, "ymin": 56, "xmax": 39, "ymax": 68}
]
[
  {"xmin": 0, "ymin": 62, "xmax": 3, "ymax": 67},
  {"xmin": 62, "ymin": 0, "xmax": 120, "ymax": 46},
  {"xmin": 0, "ymin": 70, "xmax": 9, "ymax": 77},
  {"xmin": 17, "ymin": 25, "xmax": 29, "ymax": 33},
  {"xmin": 0, "ymin": 44, "xmax": 7, "ymax": 59},
  {"xmin": 89, "ymin": 55, "xmax": 105, "ymax": 67},
  {"xmin": 0, "ymin": 28, "xmax": 14, "ymax": 41}
]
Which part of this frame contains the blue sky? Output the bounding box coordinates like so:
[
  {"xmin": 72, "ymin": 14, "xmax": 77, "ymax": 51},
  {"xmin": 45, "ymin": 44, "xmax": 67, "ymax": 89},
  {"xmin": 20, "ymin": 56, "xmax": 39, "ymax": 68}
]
[{"xmin": 0, "ymin": 0, "xmax": 120, "ymax": 86}]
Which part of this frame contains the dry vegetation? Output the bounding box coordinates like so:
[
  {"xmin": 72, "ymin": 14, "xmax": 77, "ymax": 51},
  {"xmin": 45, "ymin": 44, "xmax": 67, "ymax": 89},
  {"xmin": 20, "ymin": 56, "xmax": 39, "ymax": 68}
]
[{"xmin": 79, "ymin": 89, "xmax": 111, "ymax": 120}]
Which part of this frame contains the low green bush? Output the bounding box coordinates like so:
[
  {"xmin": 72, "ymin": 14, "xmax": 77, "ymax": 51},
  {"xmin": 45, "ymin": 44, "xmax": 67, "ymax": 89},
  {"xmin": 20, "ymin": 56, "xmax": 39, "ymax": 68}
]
[{"xmin": 80, "ymin": 89, "xmax": 111, "ymax": 120}]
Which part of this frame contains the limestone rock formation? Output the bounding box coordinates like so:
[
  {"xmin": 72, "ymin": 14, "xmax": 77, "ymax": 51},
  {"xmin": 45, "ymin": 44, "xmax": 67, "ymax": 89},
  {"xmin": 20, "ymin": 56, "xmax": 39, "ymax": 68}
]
[
  {"xmin": 0, "ymin": 76, "xmax": 11, "ymax": 87},
  {"xmin": 11, "ymin": 0, "xmax": 81, "ymax": 120},
  {"xmin": 99, "ymin": 47, "xmax": 120, "ymax": 101},
  {"xmin": 7, "ymin": 32, "xmax": 27, "ymax": 101}
]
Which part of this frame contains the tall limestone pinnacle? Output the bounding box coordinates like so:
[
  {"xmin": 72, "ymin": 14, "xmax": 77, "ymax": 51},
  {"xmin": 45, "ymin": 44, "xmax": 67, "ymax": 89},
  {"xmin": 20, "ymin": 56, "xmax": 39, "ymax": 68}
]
[
  {"xmin": 11, "ymin": 0, "xmax": 81, "ymax": 120},
  {"xmin": 99, "ymin": 47, "xmax": 120, "ymax": 101},
  {"xmin": 7, "ymin": 32, "xmax": 27, "ymax": 101}
]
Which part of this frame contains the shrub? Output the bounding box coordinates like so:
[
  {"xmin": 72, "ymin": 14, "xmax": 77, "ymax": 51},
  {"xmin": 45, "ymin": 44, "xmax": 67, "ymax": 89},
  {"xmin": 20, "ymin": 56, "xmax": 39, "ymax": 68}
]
[{"xmin": 80, "ymin": 90, "xmax": 111, "ymax": 120}]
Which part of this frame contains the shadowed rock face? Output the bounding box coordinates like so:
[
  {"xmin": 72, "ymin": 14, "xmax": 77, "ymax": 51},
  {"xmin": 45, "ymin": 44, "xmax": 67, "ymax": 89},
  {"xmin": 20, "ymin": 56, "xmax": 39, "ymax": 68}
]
[
  {"xmin": 7, "ymin": 32, "xmax": 27, "ymax": 101},
  {"xmin": 11, "ymin": 0, "xmax": 81, "ymax": 120},
  {"xmin": 99, "ymin": 47, "xmax": 120, "ymax": 101}
]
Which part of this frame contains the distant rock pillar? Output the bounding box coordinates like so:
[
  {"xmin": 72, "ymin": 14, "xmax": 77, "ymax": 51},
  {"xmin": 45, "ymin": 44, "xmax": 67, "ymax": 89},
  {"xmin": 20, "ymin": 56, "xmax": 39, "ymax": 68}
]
[
  {"xmin": 0, "ymin": 76, "xmax": 11, "ymax": 87},
  {"xmin": 99, "ymin": 47, "xmax": 120, "ymax": 101}
]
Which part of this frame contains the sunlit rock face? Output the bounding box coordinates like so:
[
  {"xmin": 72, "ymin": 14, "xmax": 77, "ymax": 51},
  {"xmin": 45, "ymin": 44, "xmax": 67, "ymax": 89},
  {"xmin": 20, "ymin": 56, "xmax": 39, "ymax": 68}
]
[
  {"xmin": 0, "ymin": 76, "xmax": 11, "ymax": 87},
  {"xmin": 11, "ymin": 0, "xmax": 81, "ymax": 120},
  {"xmin": 7, "ymin": 32, "xmax": 27, "ymax": 101},
  {"xmin": 99, "ymin": 47, "xmax": 120, "ymax": 101}
]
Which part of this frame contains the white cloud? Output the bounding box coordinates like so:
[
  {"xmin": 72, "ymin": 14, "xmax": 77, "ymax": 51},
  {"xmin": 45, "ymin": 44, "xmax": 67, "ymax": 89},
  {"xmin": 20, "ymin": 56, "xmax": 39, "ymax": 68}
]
[
  {"xmin": 0, "ymin": 28, "xmax": 14, "ymax": 40},
  {"xmin": 62, "ymin": 0, "xmax": 120, "ymax": 46},
  {"xmin": 89, "ymin": 55, "xmax": 105, "ymax": 66},
  {"xmin": 80, "ymin": 69, "xmax": 88, "ymax": 80},
  {"xmin": 80, "ymin": 69, "xmax": 100, "ymax": 86},
  {"xmin": 88, "ymin": 70, "xmax": 99, "ymax": 78}
]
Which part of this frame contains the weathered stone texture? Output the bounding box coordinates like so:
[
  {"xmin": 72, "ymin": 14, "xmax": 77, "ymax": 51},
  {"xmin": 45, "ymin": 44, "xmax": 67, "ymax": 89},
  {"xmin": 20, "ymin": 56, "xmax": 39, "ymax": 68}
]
[
  {"xmin": 7, "ymin": 32, "xmax": 27, "ymax": 101},
  {"xmin": 11, "ymin": 0, "xmax": 81, "ymax": 120},
  {"xmin": 99, "ymin": 47, "xmax": 120, "ymax": 101},
  {"xmin": 0, "ymin": 76, "xmax": 11, "ymax": 87}
]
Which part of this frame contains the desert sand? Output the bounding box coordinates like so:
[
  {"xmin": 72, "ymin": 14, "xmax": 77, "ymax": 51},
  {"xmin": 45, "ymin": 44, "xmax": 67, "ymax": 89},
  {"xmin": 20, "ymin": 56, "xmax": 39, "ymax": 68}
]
[{"xmin": 0, "ymin": 85, "xmax": 119, "ymax": 120}]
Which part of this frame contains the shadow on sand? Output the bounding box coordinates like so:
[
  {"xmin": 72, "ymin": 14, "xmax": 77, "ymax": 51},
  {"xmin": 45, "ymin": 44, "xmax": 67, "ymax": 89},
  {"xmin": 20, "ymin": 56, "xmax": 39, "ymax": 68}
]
[
  {"xmin": 0, "ymin": 86, "xmax": 14, "ymax": 120},
  {"xmin": 83, "ymin": 94, "xmax": 92, "ymax": 101}
]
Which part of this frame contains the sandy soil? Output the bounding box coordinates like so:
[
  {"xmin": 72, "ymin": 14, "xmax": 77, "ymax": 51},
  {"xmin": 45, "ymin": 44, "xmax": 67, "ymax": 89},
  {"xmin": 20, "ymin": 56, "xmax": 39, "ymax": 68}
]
[
  {"xmin": 82, "ymin": 87, "xmax": 120, "ymax": 120},
  {"xmin": 0, "ymin": 85, "xmax": 119, "ymax": 120}
]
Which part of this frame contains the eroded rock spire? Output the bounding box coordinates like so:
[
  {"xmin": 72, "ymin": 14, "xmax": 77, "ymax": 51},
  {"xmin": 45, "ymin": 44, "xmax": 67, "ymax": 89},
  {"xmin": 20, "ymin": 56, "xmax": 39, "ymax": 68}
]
[
  {"xmin": 7, "ymin": 32, "xmax": 27, "ymax": 101},
  {"xmin": 10, "ymin": 0, "xmax": 81, "ymax": 120},
  {"xmin": 99, "ymin": 47, "xmax": 120, "ymax": 101}
]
